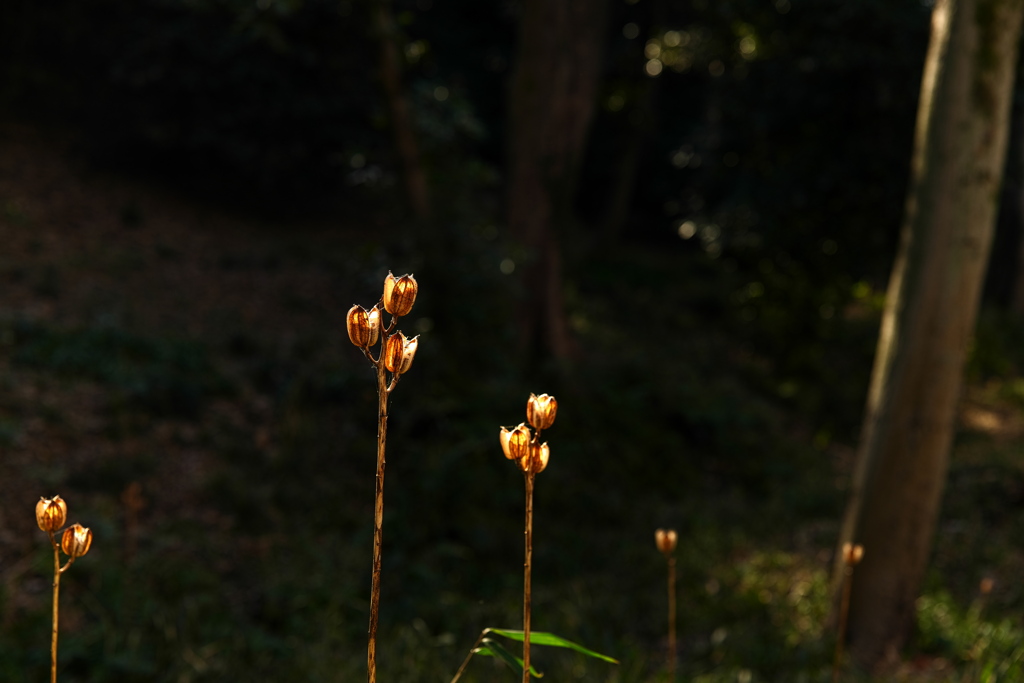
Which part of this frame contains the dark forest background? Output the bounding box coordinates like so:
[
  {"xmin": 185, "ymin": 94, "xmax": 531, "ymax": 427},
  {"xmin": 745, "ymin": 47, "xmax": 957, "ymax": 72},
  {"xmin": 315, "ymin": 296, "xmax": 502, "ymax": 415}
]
[{"xmin": 2, "ymin": 0, "xmax": 1024, "ymax": 681}]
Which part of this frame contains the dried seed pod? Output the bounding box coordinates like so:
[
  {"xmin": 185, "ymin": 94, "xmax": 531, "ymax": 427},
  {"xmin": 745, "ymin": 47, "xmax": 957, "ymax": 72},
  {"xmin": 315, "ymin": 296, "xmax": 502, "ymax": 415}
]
[
  {"xmin": 500, "ymin": 423, "xmax": 532, "ymax": 461},
  {"xmin": 346, "ymin": 305, "xmax": 381, "ymax": 348},
  {"xmin": 383, "ymin": 272, "xmax": 418, "ymax": 317},
  {"xmin": 36, "ymin": 496, "xmax": 67, "ymax": 532},
  {"xmin": 842, "ymin": 542, "xmax": 864, "ymax": 566},
  {"xmin": 530, "ymin": 442, "xmax": 550, "ymax": 474},
  {"xmin": 526, "ymin": 393, "xmax": 557, "ymax": 431},
  {"xmin": 384, "ymin": 332, "xmax": 418, "ymax": 375},
  {"xmin": 61, "ymin": 524, "xmax": 93, "ymax": 558},
  {"xmin": 655, "ymin": 528, "xmax": 678, "ymax": 555}
]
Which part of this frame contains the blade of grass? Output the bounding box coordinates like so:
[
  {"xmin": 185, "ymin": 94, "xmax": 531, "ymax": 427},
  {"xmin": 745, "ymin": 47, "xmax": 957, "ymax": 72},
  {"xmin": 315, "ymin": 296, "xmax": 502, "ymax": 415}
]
[
  {"xmin": 486, "ymin": 628, "xmax": 619, "ymax": 663},
  {"xmin": 474, "ymin": 638, "xmax": 544, "ymax": 678}
]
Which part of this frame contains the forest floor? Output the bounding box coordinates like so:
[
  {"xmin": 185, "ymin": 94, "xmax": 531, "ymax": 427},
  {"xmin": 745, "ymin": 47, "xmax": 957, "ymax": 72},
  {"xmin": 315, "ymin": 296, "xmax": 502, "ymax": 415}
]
[{"xmin": 1, "ymin": 121, "xmax": 1024, "ymax": 682}]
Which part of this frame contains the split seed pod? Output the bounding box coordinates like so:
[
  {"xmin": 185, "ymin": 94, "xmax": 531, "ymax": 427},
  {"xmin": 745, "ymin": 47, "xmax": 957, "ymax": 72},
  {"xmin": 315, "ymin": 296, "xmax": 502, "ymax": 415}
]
[
  {"xmin": 383, "ymin": 272, "xmax": 418, "ymax": 317},
  {"xmin": 384, "ymin": 332, "xmax": 419, "ymax": 375},
  {"xmin": 61, "ymin": 524, "xmax": 93, "ymax": 558},
  {"xmin": 346, "ymin": 305, "xmax": 381, "ymax": 348},
  {"xmin": 842, "ymin": 542, "xmax": 864, "ymax": 566},
  {"xmin": 500, "ymin": 423, "xmax": 532, "ymax": 461},
  {"xmin": 529, "ymin": 442, "xmax": 550, "ymax": 474},
  {"xmin": 36, "ymin": 496, "xmax": 67, "ymax": 532},
  {"xmin": 526, "ymin": 393, "xmax": 557, "ymax": 431},
  {"xmin": 655, "ymin": 528, "xmax": 678, "ymax": 556}
]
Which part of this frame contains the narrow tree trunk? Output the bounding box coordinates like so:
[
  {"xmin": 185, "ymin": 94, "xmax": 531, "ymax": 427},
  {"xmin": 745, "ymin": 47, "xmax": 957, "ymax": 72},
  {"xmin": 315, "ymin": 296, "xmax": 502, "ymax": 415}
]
[
  {"xmin": 835, "ymin": 0, "xmax": 1024, "ymax": 669},
  {"xmin": 506, "ymin": 0, "xmax": 608, "ymax": 360},
  {"xmin": 372, "ymin": 0, "xmax": 431, "ymax": 222}
]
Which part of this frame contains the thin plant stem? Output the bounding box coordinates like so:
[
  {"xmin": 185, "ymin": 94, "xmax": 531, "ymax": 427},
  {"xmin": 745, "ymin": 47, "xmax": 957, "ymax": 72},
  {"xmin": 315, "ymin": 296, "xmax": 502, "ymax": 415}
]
[
  {"xmin": 449, "ymin": 629, "xmax": 487, "ymax": 683},
  {"xmin": 667, "ymin": 555, "xmax": 676, "ymax": 681},
  {"xmin": 367, "ymin": 349, "xmax": 389, "ymax": 683},
  {"xmin": 523, "ymin": 471, "xmax": 534, "ymax": 683},
  {"xmin": 49, "ymin": 531, "xmax": 59, "ymax": 683},
  {"xmin": 833, "ymin": 566, "xmax": 853, "ymax": 683}
]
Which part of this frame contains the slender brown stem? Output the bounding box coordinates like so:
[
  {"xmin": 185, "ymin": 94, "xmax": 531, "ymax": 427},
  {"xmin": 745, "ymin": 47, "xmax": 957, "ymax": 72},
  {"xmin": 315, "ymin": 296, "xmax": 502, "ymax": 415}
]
[
  {"xmin": 667, "ymin": 555, "xmax": 676, "ymax": 681},
  {"xmin": 367, "ymin": 351, "xmax": 389, "ymax": 683},
  {"xmin": 449, "ymin": 629, "xmax": 488, "ymax": 683},
  {"xmin": 523, "ymin": 472, "xmax": 534, "ymax": 683},
  {"xmin": 833, "ymin": 567, "xmax": 853, "ymax": 683},
  {"xmin": 49, "ymin": 531, "xmax": 60, "ymax": 683}
]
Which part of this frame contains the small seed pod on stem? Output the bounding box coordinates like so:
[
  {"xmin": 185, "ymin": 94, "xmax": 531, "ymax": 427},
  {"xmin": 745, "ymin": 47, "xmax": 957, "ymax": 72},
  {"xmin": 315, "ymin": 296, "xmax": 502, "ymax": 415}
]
[
  {"xmin": 526, "ymin": 393, "xmax": 557, "ymax": 431},
  {"xmin": 347, "ymin": 305, "xmax": 381, "ymax": 349},
  {"xmin": 833, "ymin": 542, "xmax": 864, "ymax": 683},
  {"xmin": 350, "ymin": 272, "xmax": 423, "ymax": 683},
  {"xmin": 383, "ymin": 272, "xmax": 418, "ymax": 317},
  {"xmin": 36, "ymin": 497, "xmax": 67, "ymax": 533},
  {"xmin": 655, "ymin": 528, "xmax": 678, "ymax": 679},
  {"xmin": 501, "ymin": 394, "xmax": 556, "ymax": 683}
]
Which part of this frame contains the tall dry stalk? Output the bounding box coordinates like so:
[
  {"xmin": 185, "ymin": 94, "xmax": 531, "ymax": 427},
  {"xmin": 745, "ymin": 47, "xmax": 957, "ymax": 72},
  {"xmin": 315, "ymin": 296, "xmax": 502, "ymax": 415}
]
[
  {"xmin": 36, "ymin": 496, "xmax": 93, "ymax": 683},
  {"xmin": 500, "ymin": 393, "xmax": 557, "ymax": 682},
  {"xmin": 346, "ymin": 272, "xmax": 421, "ymax": 683},
  {"xmin": 655, "ymin": 529, "xmax": 678, "ymax": 680},
  {"xmin": 833, "ymin": 542, "xmax": 863, "ymax": 683}
]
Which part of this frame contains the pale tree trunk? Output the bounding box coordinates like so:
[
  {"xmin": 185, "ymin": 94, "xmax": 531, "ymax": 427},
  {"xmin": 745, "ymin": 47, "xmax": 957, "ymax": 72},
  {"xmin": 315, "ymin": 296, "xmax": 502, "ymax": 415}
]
[
  {"xmin": 835, "ymin": 0, "xmax": 1024, "ymax": 670},
  {"xmin": 507, "ymin": 0, "xmax": 608, "ymax": 360},
  {"xmin": 372, "ymin": 0, "xmax": 431, "ymax": 222}
]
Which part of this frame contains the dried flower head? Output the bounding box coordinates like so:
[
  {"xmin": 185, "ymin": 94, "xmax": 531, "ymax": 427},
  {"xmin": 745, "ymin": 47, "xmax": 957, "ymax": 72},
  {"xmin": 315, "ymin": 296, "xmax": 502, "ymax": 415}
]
[
  {"xmin": 384, "ymin": 332, "xmax": 419, "ymax": 375},
  {"xmin": 500, "ymin": 423, "xmax": 532, "ymax": 461},
  {"xmin": 383, "ymin": 272, "xmax": 418, "ymax": 317},
  {"xmin": 526, "ymin": 393, "xmax": 557, "ymax": 431},
  {"xmin": 655, "ymin": 528, "xmax": 678, "ymax": 556},
  {"xmin": 346, "ymin": 305, "xmax": 381, "ymax": 348},
  {"xmin": 36, "ymin": 496, "xmax": 67, "ymax": 532},
  {"xmin": 61, "ymin": 524, "xmax": 93, "ymax": 558},
  {"xmin": 842, "ymin": 542, "xmax": 864, "ymax": 566},
  {"xmin": 529, "ymin": 442, "xmax": 550, "ymax": 474}
]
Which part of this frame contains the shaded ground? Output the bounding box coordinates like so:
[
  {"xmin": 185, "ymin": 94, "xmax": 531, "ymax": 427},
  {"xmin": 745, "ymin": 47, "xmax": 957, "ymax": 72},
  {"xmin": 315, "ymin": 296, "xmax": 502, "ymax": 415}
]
[{"xmin": 1, "ymin": 122, "xmax": 1024, "ymax": 682}]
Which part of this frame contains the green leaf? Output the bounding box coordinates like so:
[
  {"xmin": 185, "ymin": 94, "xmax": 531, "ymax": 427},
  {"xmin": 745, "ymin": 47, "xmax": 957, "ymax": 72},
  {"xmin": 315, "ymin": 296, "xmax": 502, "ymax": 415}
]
[
  {"xmin": 474, "ymin": 638, "xmax": 544, "ymax": 678},
  {"xmin": 486, "ymin": 629, "xmax": 619, "ymax": 664}
]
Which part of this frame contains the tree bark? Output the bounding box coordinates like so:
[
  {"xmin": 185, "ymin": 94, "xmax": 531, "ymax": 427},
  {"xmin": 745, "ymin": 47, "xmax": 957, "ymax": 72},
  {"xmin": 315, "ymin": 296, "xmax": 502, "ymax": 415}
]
[
  {"xmin": 835, "ymin": 0, "xmax": 1024, "ymax": 669},
  {"xmin": 372, "ymin": 0, "xmax": 431, "ymax": 222},
  {"xmin": 506, "ymin": 0, "xmax": 608, "ymax": 360}
]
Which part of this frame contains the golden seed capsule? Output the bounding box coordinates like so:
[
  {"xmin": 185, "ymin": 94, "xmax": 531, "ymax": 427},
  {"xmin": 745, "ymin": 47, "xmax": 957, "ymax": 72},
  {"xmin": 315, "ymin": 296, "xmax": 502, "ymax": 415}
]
[
  {"xmin": 346, "ymin": 305, "xmax": 381, "ymax": 348},
  {"xmin": 384, "ymin": 332, "xmax": 418, "ymax": 375},
  {"xmin": 500, "ymin": 423, "xmax": 532, "ymax": 461},
  {"xmin": 383, "ymin": 272, "xmax": 418, "ymax": 317},
  {"xmin": 842, "ymin": 542, "xmax": 864, "ymax": 566},
  {"xmin": 526, "ymin": 393, "xmax": 557, "ymax": 431},
  {"xmin": 655, "ymin": 528, "xmax": 678, "ymax": 555},
  {"xmin": 530, "ymin": 442, "xmax": 550, "ymax": 474},
  {"xmin": 61, "ymin": 523, "xmax": 93, "ymax": 558},
  {"xmin": 36, "ymin": 496, "xmax": 67, "ymax": 532}
]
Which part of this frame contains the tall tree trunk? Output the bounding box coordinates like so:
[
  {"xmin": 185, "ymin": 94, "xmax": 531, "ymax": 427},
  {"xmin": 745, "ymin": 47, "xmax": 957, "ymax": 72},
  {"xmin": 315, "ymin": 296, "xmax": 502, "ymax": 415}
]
[
  {"xmin": 372, "ymin": 0, "xmax": 431, "ymax": 222},
  {"xmin": 835, "ymin": 0, "xmax": 1024, "ymax": 670},
  {"xmin": 506, "ymin": 0, "xmax": 608, "ymax": 360}
]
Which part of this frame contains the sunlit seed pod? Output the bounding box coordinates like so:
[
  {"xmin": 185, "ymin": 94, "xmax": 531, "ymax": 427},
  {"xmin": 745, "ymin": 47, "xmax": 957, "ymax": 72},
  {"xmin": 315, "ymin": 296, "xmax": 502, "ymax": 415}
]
[
  {"xmin": 531, "ymin": 442, "xmax": 550, "ymax": 474},
  {"xmin": 499, "ymin": 426, "xmax": 515, "ymax": 459},
  {"xmin": 61, "ymin": 523, "xmax": 93, "ymax": 558},
  {"xmin": 526, "ymin": 393, "xmax": 557, "ymax": 431},
  {"xmin": 384, "ymin": 333, "xmax": 405, "ymax": 373},
  {"xmin": 655, "ymin": 528, "xmax": 678, "ymax": 555},
  {"xmin": 346, "ymin": 305, "xmax": 381, "ymax": 348},
  {"xmin": 384, "ymin": 332, "xmax": 418, "ymax": 375},
  {"xmin": 397, "ymin": 335, "xmax": 418, "ymax": 374},
  {"xmin": 383, "ymin": 272, "xmax": 418, "ymax": 317},
  {"xmin": 36, "ymin": 496, "xmax": 67, "ymax": 532},
  {"xmin": 980, "ymin": 577, "xmax": 995, "ymax": 595},
  {"xmin": 842, "ymin": 542, "xmax": 864, "ymax": 566},
  {"xmin": 501, "ymin": 423, "xmax": 532, "ymax": 462}
]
